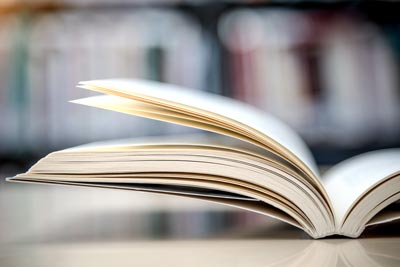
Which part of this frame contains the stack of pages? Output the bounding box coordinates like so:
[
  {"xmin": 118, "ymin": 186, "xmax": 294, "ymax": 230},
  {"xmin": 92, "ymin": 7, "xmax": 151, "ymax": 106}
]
[{"xmin": 9, "ymin": 79, "xmax": 400, "ymax": 238}]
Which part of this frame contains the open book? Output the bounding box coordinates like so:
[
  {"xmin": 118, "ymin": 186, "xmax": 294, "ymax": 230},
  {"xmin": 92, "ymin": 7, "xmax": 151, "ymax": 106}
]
[{"xmin": 8, "ymin": 79, "xmax": 400, "ymax": 238}]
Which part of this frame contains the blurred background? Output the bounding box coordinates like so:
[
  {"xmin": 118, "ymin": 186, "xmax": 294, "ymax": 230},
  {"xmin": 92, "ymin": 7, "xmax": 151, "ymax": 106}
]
[{"xmin": 0, "ymin": 0, "xmax": 400, "ymax": 248}]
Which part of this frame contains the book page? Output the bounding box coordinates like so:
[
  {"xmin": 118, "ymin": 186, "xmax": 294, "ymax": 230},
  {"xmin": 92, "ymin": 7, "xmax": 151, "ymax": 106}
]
[
  {"xmin": 10, "ymin": 131, "xmax": 330, "ymax": 237},
  {"xmin": 322, "ymin": 149, "xmax": 400, "ymax": 224},
  {"xmin": 73, "ymin": 79, "xmax": 337, "ymax": 225},
  {"xmin": 70, "ymin": 97, "xmax": 290, "ymax": 167},
  {"xmin": 366, "ymin": 209, "xmax": 400, "ymax": 226},
  {"xmin": 77, "ymin": 79, "xmax": 319, "ymax": 178}
]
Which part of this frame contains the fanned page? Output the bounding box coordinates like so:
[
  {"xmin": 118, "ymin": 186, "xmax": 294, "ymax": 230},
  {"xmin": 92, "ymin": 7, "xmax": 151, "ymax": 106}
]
[
  {"xmin": 322, "ymin": 149, "xmax": 400, "ymax": 236},
  {"xmin": 8, "ymin": 78, "xmax": 400, "ymax": 238},
  {"xmin": 10, "ymin": 79, "xmax": 341, "ymax": 238},
  {"xmin": 75, "ymin": 79, "xmax": 321, "ymax": 185},
  {"xmin": 11, "ymin": 134, "xmax": 317, "ymax": 235},
  {"xmin": 73, "ymin": 79, "xmax": 337, "ymax": 231}
]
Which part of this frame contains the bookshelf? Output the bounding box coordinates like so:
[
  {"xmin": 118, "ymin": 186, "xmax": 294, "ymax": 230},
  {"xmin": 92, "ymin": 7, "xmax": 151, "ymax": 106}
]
[
  {"xmin": 0, "ymin": 1, "xmax": 399, "ymax": 165},
  {"xmin": 0, "ymin": 0, "xmax": 399, "ymax": 249},
  {"xmin": 0, "ymin": 4, "xmax": 400, "ymax": 155}
]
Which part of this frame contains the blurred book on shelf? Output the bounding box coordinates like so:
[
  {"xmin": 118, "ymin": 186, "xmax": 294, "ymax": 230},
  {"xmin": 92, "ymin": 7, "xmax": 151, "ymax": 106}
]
[
  {"xmin": 219, "ymin": 9, "xmax": 400, "ymax": 150},
  {"xmin": 0, "ymin": 8, "xmax": 210, "ymax": 156}
]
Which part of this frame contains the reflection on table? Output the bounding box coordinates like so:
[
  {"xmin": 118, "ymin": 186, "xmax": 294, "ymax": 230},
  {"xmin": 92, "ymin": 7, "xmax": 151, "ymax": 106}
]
[{"xmin": 2, "ymin": 237, "xmax": 400, "ymax": 267}]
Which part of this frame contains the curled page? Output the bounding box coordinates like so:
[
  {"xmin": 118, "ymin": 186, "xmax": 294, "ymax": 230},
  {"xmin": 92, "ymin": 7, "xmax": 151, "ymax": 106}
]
[{"xmin": 77, "ymin": 79, "xmax": 319, "ymax": 180}]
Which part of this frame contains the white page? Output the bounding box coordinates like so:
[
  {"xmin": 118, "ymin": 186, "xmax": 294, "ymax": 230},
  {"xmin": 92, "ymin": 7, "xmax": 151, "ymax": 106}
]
[
  {"xmin": 322, "ymin": 149, "xmax": 400, "ymax": 224},
  {"xmin": 78, "ymin": 79, "xmax": 318, "ymax": 177}
]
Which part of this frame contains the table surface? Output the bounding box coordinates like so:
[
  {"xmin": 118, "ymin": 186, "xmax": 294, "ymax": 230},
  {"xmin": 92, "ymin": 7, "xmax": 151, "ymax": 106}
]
[{"xmin": 2, "ymin": 237, "xmax": 400, "ymax": 267}]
